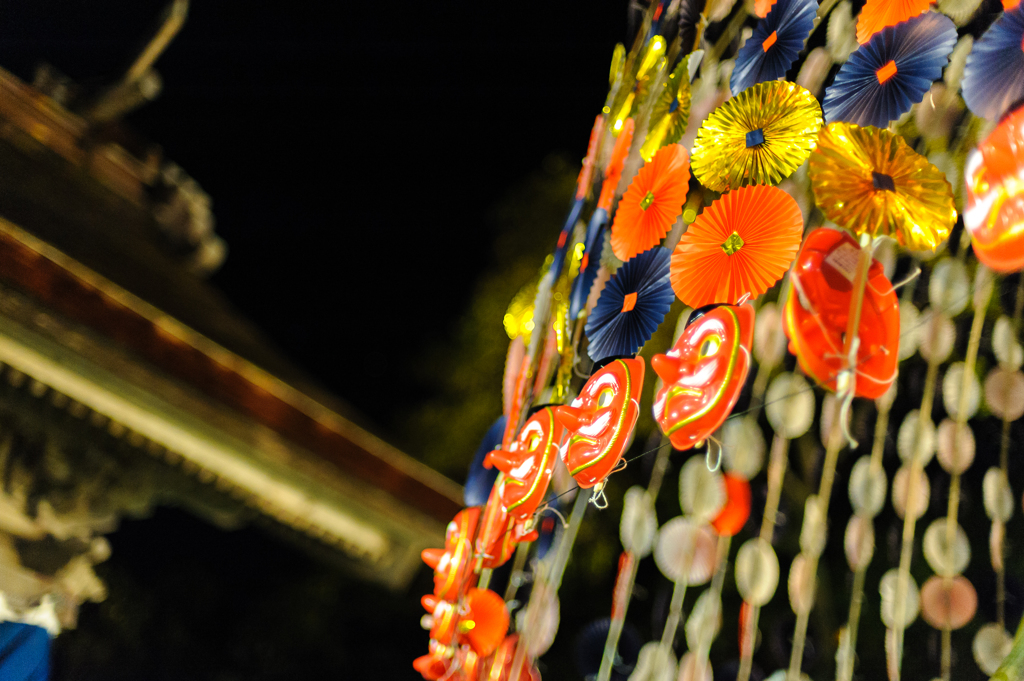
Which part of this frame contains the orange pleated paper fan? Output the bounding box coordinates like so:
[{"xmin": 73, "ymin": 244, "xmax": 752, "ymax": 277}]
[
  {"xmin": 611, "ymin": 144, "xmax": 691, "ymax": 261},
  {"xmin": 671, "ymin": 185, "xmax": 803, "ymax": 307},
  {"xmin": 754, "ymin": 0, "xmax": 778, "ymax": 17},
  {"xmin": 856, "ymin": 0, "xmax": 932, "ymax": 44}
]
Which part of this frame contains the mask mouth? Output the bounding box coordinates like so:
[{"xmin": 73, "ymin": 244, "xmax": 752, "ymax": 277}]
[
  {"xmin": 685, "ymin": 303, "xmax": 725, "ymax": 328},
  {"xmin": 591, "ymin": 354, "xmax": 635, "ymax": 374},
  {"xmin": 667, "ymin": 385, "xmax": 703, "ymax": 400}
]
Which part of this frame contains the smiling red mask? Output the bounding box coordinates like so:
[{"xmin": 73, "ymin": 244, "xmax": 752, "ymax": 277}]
[
  {"xmin": 421, "ymin": 507, "xmax": 480, "ymax": 602},
  {"xmin": 652, "ymin": 304, "xmax": 754, "ymax": 450},
  {"xmin": 554, "ymin": 357, "xmax": 644, "ymax": 490},
  {"xmin": 484, "ymin": 406, "xmax": 564, "ymax": 522}
]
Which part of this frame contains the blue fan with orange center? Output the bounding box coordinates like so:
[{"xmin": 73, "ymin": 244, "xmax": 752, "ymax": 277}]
[
  {"xmin": 730, "ymin": 0, "xmax": 816, "ymax": 95},
  {"xmin": 963, "ymin": 4, "xmax": 1024, "ymax": 121},
  {"xmin": 822, "ymin": 11, "xmax": 956, "ymax": 128},
  {"xmin": 585, "ymin": 246, "xmax": 674, "ymax": 361}
]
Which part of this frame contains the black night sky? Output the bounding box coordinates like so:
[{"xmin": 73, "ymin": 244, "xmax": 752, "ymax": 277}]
[{"xmin": 0, "ymin": 0, "xmax": 625, "ymax": 428}]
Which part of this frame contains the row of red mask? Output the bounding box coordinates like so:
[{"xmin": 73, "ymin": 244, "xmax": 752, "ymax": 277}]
[{"xmin": 416, "ymin": 230, "xmax": 905, "ymax": 678}]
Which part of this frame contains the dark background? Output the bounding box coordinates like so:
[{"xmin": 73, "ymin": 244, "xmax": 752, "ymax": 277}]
[{"xmin": 0, "ymin": 0, "xmax": 626, "ymax": 432}]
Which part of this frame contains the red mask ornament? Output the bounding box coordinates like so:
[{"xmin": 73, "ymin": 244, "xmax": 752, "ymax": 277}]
[
  {"xmin": 421, "ymin": 507, "xmax": 480, "ymax": 602},
  {"xmin": 651, "ymin": 304, "xmax": 754, "ymax": 450},
  {"xmin": 412, "ymin": 648, "xmax": 452, "ymax": 681},
  {"xmin": 554, "ymin": 357, "xmax": 644, "ymax": 492},
  {"xmin": 416, "ymin": 597, "xmax": 493, "ymax": 680},
  {"xmin": 476, "ymin": 476, "xmax": 519, "ymax": 569},
  {"xmin": 964, "ymin": 105, "xmax": 1024, "ymax": 272},
  {"xmin": 423, "ymin": 588, "xmax": 509, "ymax": 658},
  {"xmin": 480, "ymin": 634, "xmax": 542, "ymax": 681},
  {"xmin": 784, "ymin": 228, "xmax": 899, "ymax": 399},
  {"xmin": 484, "ymin": 407, "xmax": 565, "ymax": 523},
  {"xmin": 711, "ymin": 472, "xmax": 752, "ymax": 537}
]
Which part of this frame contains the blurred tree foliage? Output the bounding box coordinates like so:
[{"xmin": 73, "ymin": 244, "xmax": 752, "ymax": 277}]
[{"xmin": 398, "ymin": 154, "xmax": 579, "ymax": 481}]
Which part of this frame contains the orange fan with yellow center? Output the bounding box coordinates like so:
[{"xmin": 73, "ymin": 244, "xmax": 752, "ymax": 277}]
[
  {"xmin": 670, "ymin": 185, "xmax": 803, "ymax": 308},
  {"xmin": 610, "ymin": 144, "xmax": 691, "ymax": 262}
]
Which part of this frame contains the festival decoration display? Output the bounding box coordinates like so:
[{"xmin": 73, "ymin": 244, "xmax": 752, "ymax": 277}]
[
  {"xmin": 965, "ymin": 105, "xmax": 1024, "ymax": 272},
  {"xmin": 730, "ymin": 0, "xmax": 816, "ymax": 95},
  {"xmin": 555, "ymin": 357, "xmax": 644, "ymax": 492},
  {"xmin": 584, "ymin": 247, "xmax": 673, "ymax": 360},
  {"xmin": 422, "ymin": 507, "xmax": 480, "ymax": 602},
  {"xmin": 640, "ymin": 59, "xmax": 693, "ymax": 162},
  {"xmin": 823, "ymin": 12, "xmax": 958, "ymax": 129},
  {"xmin": 652, "ymin": 303, "xmax": 755, "ymax": 450},
  {"xmin": 411, "ymin": 2, "xmax": 1024, "ymax": 680},
  {"xmin": 691, "ymin": 81, "xmax": 823, "ymax": 192},
  {"xmin": 677, "ymin": 0, "xmax": 707, "ymax": 55},
  {"xmin": 611, "ymin": 145, "xmax": 690, "ymax": 261},
  {"xmin": 856, "ymin": 0, "xmax": 933, "ymax": 44},
  {"xmin": 784, "ymin": 228, "xmax": 900, "ymax": 399},
  {"xmin": 809, "ymin": 122, "xmax": 956, "ymax": 250},
  {"xmin": 962, "ymin": 4, "xmax": 1024, "ymax": 121},
  {"xmin": 570, "ymin": 119, "xmax": 635, "ymax": 320},
  {"xmin": 671, "ymin": 185, "xmax": 804, "ymax": 307},
  {"xmin": 484, "ymin": 407, "xmax": 564, "ymax": 522}
]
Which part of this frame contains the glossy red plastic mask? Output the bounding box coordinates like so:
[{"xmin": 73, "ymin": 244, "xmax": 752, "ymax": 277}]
[
  {"xmin": 421, "ymin": 507, "xmax": 480, "ymax": 602},
  {"xmin": 485, "ymin": 407, "xmax": 564, "ymax": 522},
  {"xmin": 475, "ymin": 477, "xmax": 518, "ymax": 569},
  {"xmin": 651, "ymin": 304, "xmax": 754, "ymax": 450},
  {"xmin": 964, "ymin": 106, "xmax": 1024, "ymax": 272},
  {"xmin": 784, "ymin": 228, "xmax": 899, "ymax": 399},
  {"xmin": 554, "ymin": 357, "xmax": 644, "ymax": 489}
]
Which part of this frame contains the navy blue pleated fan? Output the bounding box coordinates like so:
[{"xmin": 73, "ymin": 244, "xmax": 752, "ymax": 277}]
[
  {"xmin": 0, "ymin": 622, "xmax": 49, "ymax": 681},
  {"xmin": 730, "ymin": 0, "xmax": 816, "ymax": 95},
  {"xmin": 464, "ymin": 415, "xmax": 505, "ymax": 507},
  {"xmin": 569, "ymin": 207, "xmax": 608, "ymax": 321},
  {"xmin": 677, "ymin": 0, "xmax": 707, "ymax": 55},
  {"xmin": 822, "ymin": 11, "xmax": 956, "ymax": 128},
  {"xmin": 963, "ymin": 4, "xmax": 1024, "ymax": 121},
  {"xmin": 585, "ymin": 246, "xmax": 673, "ymax": 362}
]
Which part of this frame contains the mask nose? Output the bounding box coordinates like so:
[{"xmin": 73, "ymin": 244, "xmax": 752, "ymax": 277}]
[
  {"xmin": 483, "ymin": 448, "xmax": 513, "ymax": 472},
  {"xmin": 554, "ymin": 404, "xmax": 584, "ymax": 432},
  {"xmin": 421, "ymin": 547, "xmax": 444, "ymax": 570},
  {"xmin": 651, "ymin": 353, "xmax": 682, "ymax": 383}
]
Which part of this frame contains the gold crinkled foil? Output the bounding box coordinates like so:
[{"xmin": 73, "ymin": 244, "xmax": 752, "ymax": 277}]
[
  {"xmin": 691, "ymin": 81, "xmax": 823, "ymax": 193},
  {"xmin": 809, "ymin": 121, "xmax": 956, "ymax": 251}
]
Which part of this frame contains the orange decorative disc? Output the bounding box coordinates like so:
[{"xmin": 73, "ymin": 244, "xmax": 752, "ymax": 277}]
[
  {"xmin": 711, "ymin": 473, "xmax": 752, "ymax": 536},
  {"xmin": 611, "ymin": 144, "xmax": 691, "ymax": 261},
  {"xmin": 671, "ymin": 185, "xmax": 804, "ymax": 308},
  {"xmin": 461, "ymin": 588, "xmax": 510, "ymax": 658},
  {"xmin": 856, "ymin": 0, "xmax": 932, "ymax": 44},
  {"xmin": 920, "ymin": 575, "xmax": 978, "ymax": 630}
]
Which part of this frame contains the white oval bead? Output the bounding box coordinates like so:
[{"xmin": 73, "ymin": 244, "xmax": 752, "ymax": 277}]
[
  {"xmin": 765, "ymin": 373, "xmax": 815, "ymax": 439},
  {"xmin": 735, "ymin": 538, "xmax": 780, "ymax": 606},
  {"xmin": 983, "ymin": 468, "xmax": 1014, "ymax": 523},
  {"xmin": 849, "ymin": 456, "xmax": 887, "ymax": 517},
  {"xmin": 922, "ymin": 519, "xmax": 970, "ymax": 576},
  {"xmin": 621, "ymin": 486, "xmax": 658, "ymax": 557}
]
